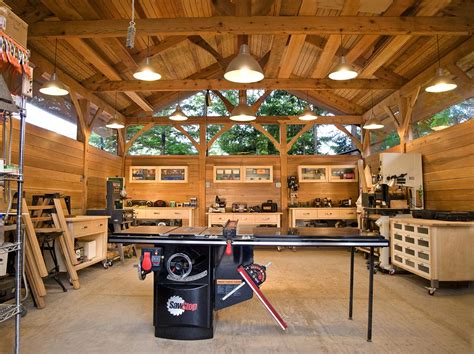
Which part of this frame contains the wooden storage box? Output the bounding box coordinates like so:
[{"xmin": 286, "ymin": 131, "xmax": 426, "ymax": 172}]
[{"xmin": 0, "ymin": 5, "xmax": 28, "ymax": 47}]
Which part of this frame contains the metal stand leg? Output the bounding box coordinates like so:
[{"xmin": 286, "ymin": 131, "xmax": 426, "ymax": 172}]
[
  {"xmin": 367, "ymin": 247, "xmax": 374, "ymax": 342},
  {"xmin": 349, "ymin": 247, "xmax": 354, "ymax": 320}
]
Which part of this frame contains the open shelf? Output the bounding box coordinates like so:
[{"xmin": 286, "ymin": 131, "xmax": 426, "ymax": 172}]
[{"xmin": 0, "ymin": 304, "xmax": 20, "ymax": 323}]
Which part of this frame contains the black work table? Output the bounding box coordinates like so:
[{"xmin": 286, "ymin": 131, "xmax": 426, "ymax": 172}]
[{"xmin": 109, "ymin": 226, "xmax": 389, "ymax": 341}]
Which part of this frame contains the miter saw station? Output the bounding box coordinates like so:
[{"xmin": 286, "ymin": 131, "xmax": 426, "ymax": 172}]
[{"xmin": 109, "ymin": 221, "xmax": 388, "ymax": 342}]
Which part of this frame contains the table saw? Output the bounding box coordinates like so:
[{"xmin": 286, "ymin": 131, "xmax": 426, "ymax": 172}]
[{"xmin": 109, "ymin": 222, "xmax": 388, "ymax": 341}]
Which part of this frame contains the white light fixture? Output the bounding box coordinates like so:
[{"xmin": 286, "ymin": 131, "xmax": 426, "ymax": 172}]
[
  {"xmin": 329, "ymin": 33, "xmax": 358, "ymax": 81},
  {"xmin": 298, "ymin": 92, "xmax": 317, "ymax": 121},
  {"xmin": 224, "ymin": 44, "xmax": 264, "ymax": 83},
  {"xmin": 363, "ymin": 91, "xmax": 384, "ymax": 130},
  {"xmin": 133, "ymin": 37, "xmax": 161, "ymax": 81},
  {"xmin": 230, "ymin": 102, "xmax": 256, "ymax": 121},
  {"xmin": 40, "ymin": 39, "xmax": 69, "ymax": 96},
  {"xmin": 106, "ymin": 92, "xmax": 124, "ymax": 129},
  {"xmin": 431, "ymin": 124, "xmax": 450, "ymax": 131},
  {"xmin": 298, "ymin": 106, "xmax": 317, "ymax": 121},
  {"xmin": 169, "ymin": 104, "xmax": 188, "ymax": 121},
  {"xmin": 106, "ymin": 117, "xmax": 125, "ymax": 129},
  {"xmin": 425, "ymin": 68, "xmax": 457, "ymax": 93},
  {"xmin": 425, "ymin": 35, "xmax": 457, "ymax": 93}
]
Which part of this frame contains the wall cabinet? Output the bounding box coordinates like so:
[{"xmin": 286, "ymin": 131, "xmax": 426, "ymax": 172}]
[
  {"xmin": 390, "ymin": 218, "xmax": 474, "ymax": 294},
  {"xmin": 207, "ymin": 213, "xmax": 281, "ymax": 227},
  {"xmin": 289, "ymin": 208, "xmax": 357, "ymax": 227},
  {"xmin": 298, "ymin": 165, "xmax": 358, "ymax": 183}
]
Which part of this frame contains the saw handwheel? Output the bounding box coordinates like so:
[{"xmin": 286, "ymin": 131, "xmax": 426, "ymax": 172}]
[{"xmin": 166, "ymin": 253, "xmax": 193, "ymax": 279}]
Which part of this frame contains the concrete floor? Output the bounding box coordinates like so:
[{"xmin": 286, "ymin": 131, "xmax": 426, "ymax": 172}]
[{"xmin": 0, "ymin": 249, "xmax": 473, "ymax": 353}]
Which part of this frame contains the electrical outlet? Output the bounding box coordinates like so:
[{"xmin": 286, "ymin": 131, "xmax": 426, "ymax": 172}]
[
  {"xmin": 275, "ymin": 182, "xmax": 281, "ymax": 188},
  {"xmin": 21, "ymin": 66, "xmax": 33, "ymax": 98},
  {"xmin": 205, "ymin": 181, "xmax": 211, "ymax": 188}
]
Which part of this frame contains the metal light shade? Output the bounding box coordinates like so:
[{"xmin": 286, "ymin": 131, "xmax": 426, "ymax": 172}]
[
  {"xmin": 425, "ymin": 68, "xmax": 457, "ymax": 93},
  {"xmin": 105, "ymin": 116, "xmax": 124, "ymax": 129},
  {"xmin": 328, "ymin": 56, "xmax": 358, "ymax": 81},
  {"xmin": 224, "ymin": 44, "xmax": 264, "ymax": 83},
  {"xmin": 39, "ymin": 73, "xmax": 69, "ymax": 96},
  {"xmin": 133, "ymin": 57, "xmax": 162, "ymax": 81},
  {"xmin": 169, "ymin": 105, "xmax": 188, "ymax": 121},
  {"xmin": 431, "ymin": 124, "xmax": 450, "ymax": 131},
  {"xmin": 363, "ymin": 116, "xmax": 384, "ymax": 130},
  {"xmin": 298, "ymin": 106, "xmax": 317, "ymax": 121},
  {"xmin": 230, "ymin": 102, "xmax": 256, "ymax": 121}
]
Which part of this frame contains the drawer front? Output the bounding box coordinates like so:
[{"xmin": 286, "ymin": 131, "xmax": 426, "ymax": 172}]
[
  {"xmin": 293, "ymin": 210, "xmax": 318, "ymax": 219},
  {"xmin": 254, "ymin": 214, "xmax": 279, "ymax": 224},
  {"xmin": 319, "ymin": 210, "xmax": 338, "ymax": 219},
  {"xmin": 416, "ymin": 261, "xmax": 431, "ymax": 276},
  {"xmin": 415, "ymin": 235, "xmax": 430, "ymax": 249},
  {"xmin": 236, "ymin": 215, "xmax": 255, "ymax": 224},
  {"xmin": 393, "ymin": 222, "xmax": 404, "ymax": 231},
  {"xmin": 72, "ymin": 221, "xmax": 94, "ymax": 237},
  {"xmin": 209, "ymin": 214, "xmax": 231, "ymax": 224},
  {"xmin": 392, "ymin": 232, "xmax": 404, "ymax": 242},
  {"xmin": 134, "ymin": 209, "xmax": 148, "ymax": 218},
  {"xmin": 146, "ymin": 210, "xmax": 188, "ymax": 219},
  {"xmin": 416, "ymin": 225, "xmax": 430, "ymax": 237},
  {"xmin": 338, "ymin": 209, "xmax": 357, "ymax": 219}
]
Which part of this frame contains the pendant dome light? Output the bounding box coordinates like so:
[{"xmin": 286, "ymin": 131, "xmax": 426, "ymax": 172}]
[
  {"xmin": 106, "ymin": 92, "xmax": 125, "ymax": 129},
  {"xmin": 169, "ymin": 93, "xmax": 188, "ymax": 121},
  {"xmin": 363, "ymin": 91, "xmax": 384, "ymax": 130},
  {"xmin": 425, "ymin": 36, "xmax": 457, "ymax": 93},
  {"xmin": 230, "ymin": 92, "xmax": 256, "ymax": 121},
  {"xmin": 329, "ymin": 33, "xmax": 358, "ymax": 81},
  {"xmin": 298, "ymin": 92, "xmax": 317, "ymax": 121},
  {"xmin": 133, "ymin": 37, "xmax": 162, "ymax": 81},
  {"xmin": 40, "ymin": 39, "xmax": 69, "ymax": 96},
  {"xmin": 224, "ymin": 44, "xmax": 264, "ymax": 83}
]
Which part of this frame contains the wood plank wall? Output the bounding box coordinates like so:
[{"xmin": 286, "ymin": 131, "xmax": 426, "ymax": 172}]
[
  {"xmin": 288, "ymin": 155, "xmax": 360, "ymax": 205},
  {"xmin": 0, "ymin": 119, "xmax": 122, "ymax": 214},
  {"xmin": 365, "ymin": 120, "xmax": 474, "ymax": 211},
  {"xmin": 125, "ymin": 154, "xmax": 360, "ymax": 226}
]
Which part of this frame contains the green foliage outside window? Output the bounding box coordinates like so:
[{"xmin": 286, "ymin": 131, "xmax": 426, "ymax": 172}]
[
  {"xmin": 412, "ymin": 97, "xmax": 473, "ymax": 138},
  {"xmin": 88, "ymin": 128, "xmax": 118, "ymax": 154}
]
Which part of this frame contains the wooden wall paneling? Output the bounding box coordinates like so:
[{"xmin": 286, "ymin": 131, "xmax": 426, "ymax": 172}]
[
  {"xmin": 365, "ymin": 120, "xmax": 474, "ymax": 211},
  {"xmin": 287, "ymin": 155, "xmax": 361, "ymax": 206}
]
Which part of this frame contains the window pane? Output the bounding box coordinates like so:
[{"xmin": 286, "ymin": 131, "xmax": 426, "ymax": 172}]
[{"xmin": 88, "ymin": 127, "xmax": 118, "ymax": 154}]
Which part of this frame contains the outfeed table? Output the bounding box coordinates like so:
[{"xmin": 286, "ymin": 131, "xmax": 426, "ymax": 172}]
[{"xmin": 109, "ymin": 225, "xmax": 388, "ymax": 341}]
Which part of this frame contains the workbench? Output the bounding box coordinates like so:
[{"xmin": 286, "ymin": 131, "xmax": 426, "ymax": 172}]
[
  {"xmin": 126, "ymin": 207, "xmax": 195, "ymax": 226},
  {"xmin": 110, "ymin": 225, "xmax": 388, "ymax": 342},
  {"xmin": 289, "ymin": 207, "xmax": 357, "ymax": 227}
]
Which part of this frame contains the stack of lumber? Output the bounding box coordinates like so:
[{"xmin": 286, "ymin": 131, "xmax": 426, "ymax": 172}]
[{"xmin": 21, "ymin": 198, "xmax": 80, "ymax": 308}]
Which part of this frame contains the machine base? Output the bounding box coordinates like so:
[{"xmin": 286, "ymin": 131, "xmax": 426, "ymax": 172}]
[{"xmin": 155, "ymin": 325, "xmax": 213, "ymax": 340}]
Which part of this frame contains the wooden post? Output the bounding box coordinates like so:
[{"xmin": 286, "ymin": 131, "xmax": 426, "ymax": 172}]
[
  {"xmin": 198, "ymin": 123, "xmax": 207, "ymax": 226},
  {"xmin": 279, "ymin": 123, "xmax": 289, "ymax": 229}
]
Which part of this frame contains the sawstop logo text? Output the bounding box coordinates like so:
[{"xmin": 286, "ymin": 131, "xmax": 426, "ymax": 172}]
[{"xmin": 166, "ymin": 296, "xmax": 198, "ymax": 316}]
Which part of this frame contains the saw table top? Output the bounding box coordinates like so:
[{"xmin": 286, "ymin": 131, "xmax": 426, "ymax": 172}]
[{"xmin": 110, "ymin": 226, "xmax": 389, "ymax": 247}]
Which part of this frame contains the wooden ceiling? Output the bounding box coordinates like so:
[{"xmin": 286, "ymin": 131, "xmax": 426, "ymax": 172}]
[{"xmin": 6, "ymin": 0, "xmax": 474, "ymax": 123}]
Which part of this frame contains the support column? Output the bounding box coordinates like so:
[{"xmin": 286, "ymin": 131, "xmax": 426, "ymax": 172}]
[
  {"xmin": 279, "ymin": 123, "xmax": 288, "ymax": 229},
  {"xmin": 198, "ymin": 123, "xmax": 207, "ymax": 226}
]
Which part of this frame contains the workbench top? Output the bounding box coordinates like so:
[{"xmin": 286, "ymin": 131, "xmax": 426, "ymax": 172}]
[
  {"xmin": 65, "ymin": 215, "xmax": 110, "ymax": 223},
  {"xmin": 390, "ymin": 217, "xmax": 474, "ymax": 227}
]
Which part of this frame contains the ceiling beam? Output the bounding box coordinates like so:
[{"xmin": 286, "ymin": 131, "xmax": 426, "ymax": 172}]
[
  {"xmin": 28, "ymin": 16, "xmax": 472, "ymax": 39},
  {"xmin": 92, "ymin": 78, "xmax": 398, "ymax": 92},
  {"xmin": 364, "ymin": 36, "xmax": 474, "ymax": 119},
  {"xmin": 126, "ymin": 115, "xmax": 362, "ymax": 125}
]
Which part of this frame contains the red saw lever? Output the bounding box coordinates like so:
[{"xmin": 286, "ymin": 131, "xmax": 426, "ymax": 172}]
[
  {"xmin": 225, "ymin": 241, "xmax": 232, "ymax": 256},
  {"xmin": 142, "ymin": 251, "xmax": 152, "ymax": 272}
]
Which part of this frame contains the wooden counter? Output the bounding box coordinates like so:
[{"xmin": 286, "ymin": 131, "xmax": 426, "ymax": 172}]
[
  {"xmin": 65, "ymin": 216, "xmax": 109, "ymax": 271},
  {"xmin": 207, "ymin": 212, "xmax": 282, "ymax": 227},
  {"xmin": 289, "ymin": 207, "xmax": 357, "ymax": 227},
  {"xmin": 390, "ymin": 217, "xmax": 474, "ymax": 294},
  {"xmin": 127, "ymin": 207, "xmax": 195, "ymax": 227}
]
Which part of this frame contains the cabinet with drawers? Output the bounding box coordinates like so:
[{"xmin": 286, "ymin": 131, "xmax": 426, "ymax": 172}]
[
  {"xmin": 129, "ymin": 207, "xmax": 195, "ymax": 226},
  {"xmin": 289, "ymin": 208, "xmax": 357, "ymax": 227},
  {"xmin": 390, "ymin": 218, "xmax": 474, "ymax": 294},
  {"xmin": 65, "ymin": 216, "xmax": 109, "ymax": 271},
  {"xmin": 207, "ymin": 213, "xmax": 281, "ymax": 227}
]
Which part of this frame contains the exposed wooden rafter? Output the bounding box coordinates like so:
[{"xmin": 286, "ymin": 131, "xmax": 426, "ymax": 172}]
[
  {"xmin": 28, "ymin": 16, "xmax": 472, "ymax": 39},
  {"xmin": 126, "ymin": 115, "xmax": 362, "ymax": 126},
  {"xmin": 92, "ymin": 78, "xmax": 398, "ymax": 92}
]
